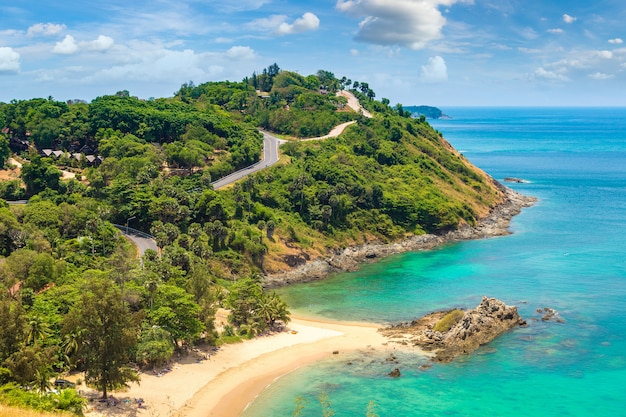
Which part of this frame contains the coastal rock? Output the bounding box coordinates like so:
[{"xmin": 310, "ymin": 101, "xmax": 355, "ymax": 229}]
[
  {"xmin": 380, "ymin": 297, "xmax": 526, "ymax": 363},
  {"xmin": 538, "ymin": 307, "xmax": 564, "ymax": 323},
  {"xmin": 389, "ymin": 368, "xmax": 401, "ymax": 378},
  {"xmin": 263, "ymin": 187, "xmax": 537, "ymax": 288},
  {"xmin": 504, "ymin": 177, "xmax": 529, "ymax": 183}
]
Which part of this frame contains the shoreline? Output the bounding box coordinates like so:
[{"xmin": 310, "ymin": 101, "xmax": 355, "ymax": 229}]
[
  {"xmin": 83, "ymin": 186, "xmax": 535, "ymax": 417},
  {"xmin": 84, "ymin": 316, "xmax": 410, "ymax": 417},
  {"xmin": 265, "ymin": 185, "xmax": 537, "ymax": 287},
  {"xmin": 178, "ymin": 317, "xmax": 403, "ymax": 417}
]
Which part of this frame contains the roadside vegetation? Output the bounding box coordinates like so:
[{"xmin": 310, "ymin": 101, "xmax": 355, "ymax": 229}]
[{"xmin": 0, "ymin": 64, "xmax": 502, "ymax": 413}]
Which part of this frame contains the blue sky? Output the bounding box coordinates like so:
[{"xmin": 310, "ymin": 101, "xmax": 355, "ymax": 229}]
[{"xmin": 1, "ymin": 0, "xmax": 625, "ymax": 106}]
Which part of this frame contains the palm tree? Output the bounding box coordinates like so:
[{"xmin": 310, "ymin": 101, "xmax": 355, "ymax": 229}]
[
  {"xmin": 34, "ymin": 367, "xmax": 53, "ymax": 393},
  {"xmin": 26, "ymin": 315, "xmax": 51, "ymax": 345}
]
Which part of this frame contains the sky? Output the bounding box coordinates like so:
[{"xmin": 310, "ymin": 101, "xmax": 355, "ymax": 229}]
[{"xmin": 1, "ymin": 0, "xmax": 625, "ymax": 106}]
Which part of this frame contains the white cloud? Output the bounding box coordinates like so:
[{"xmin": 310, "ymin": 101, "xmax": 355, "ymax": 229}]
[
  {"xmin": 52, "ymin": 35, "xmax": 79, "ymax": 54},
  {"xmin": 248, "ymin": 14, "xmax": 288, "ymax": 32},
  {"xmin": 250, "ymin": 12, "xmax": 320, "ymax": 36},
  {"xmin": 589, "ymin": 72, "xmax": 613, "ymax": 80},
  {"xmin": 596, "ymin": 50, "xmax": 613, "ymax": 59},
  {"xmin": 563, "ymin": 14, "xmax": 577, "ymax": 24},
  {"xmin": 609, "ymin": 38, "xmax": 623, "ymax": 44},
  {"xmin": 27, "ymin": 23, "xmax": 66, "ymax": 37},
  {"xmin": 225, "ymin": 46, "xmax": 256, "ymax": 60},
  {"xmin": 86, "ymin": 35, "xmax": 115, "ymax": 52},
  {"xmin": 419, "ymin": 56, "xmax": 448, "ymax": 83},
  {"xmin": 84, "ymin": 47, "xmax": 209, "ymax": 84},
  {"xmin": 532, "ymin": 67, "xmax": 569, "ymax": 82},
  {"xmin": 276, "ymin": 12, "xmax": 320, "ymax": 35},
  {"xmin": 547, "ymin": 28, "xmax": 563, "ymax": 34},
  {"xmin": 350, "ymin": 48, "xmax": 360, "ymax": 56},
  {"xmin": 0, "ymin": 47, "xmax": 20, "ymax": 73},
  {"xmin": 53, "ymin": 34, "xmax": 115, "ymax": 54},
  {"xmin": 337, "ymin": 0, "xmax": 466, "ymax": 50}
]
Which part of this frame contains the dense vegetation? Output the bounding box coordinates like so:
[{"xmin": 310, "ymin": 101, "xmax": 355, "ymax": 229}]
[
  {"xmin": 0, "ymin": 64, "xmax": 502, "ymax": 413},
  {"xmin": 404, "ymin": 105, "xmax": 445, "ymax": 119}
]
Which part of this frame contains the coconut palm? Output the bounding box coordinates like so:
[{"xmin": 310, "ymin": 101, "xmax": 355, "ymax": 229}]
[{"xmin": 26, "ymin": 315, "xmax": 52, "ymax": 346}]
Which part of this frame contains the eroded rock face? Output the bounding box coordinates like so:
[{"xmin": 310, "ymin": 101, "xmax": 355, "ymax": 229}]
[{"xmin": 381, "ymin": 297, "xmax": 527, "ymax": 363}]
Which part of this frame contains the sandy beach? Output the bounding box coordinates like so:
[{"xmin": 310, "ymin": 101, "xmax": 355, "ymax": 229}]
[{"xmin": 83, "ymin": 316, "xmax": 409, "ymax": 417}]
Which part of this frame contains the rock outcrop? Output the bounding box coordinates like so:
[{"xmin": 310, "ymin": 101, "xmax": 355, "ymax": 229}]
[
  {"xmin": 264, "ymin": 187, "xmax": 536, "ymax": 288},
  {"xmin": 380, "ymin": 297, "xmax": 526, "ymax": 363}
]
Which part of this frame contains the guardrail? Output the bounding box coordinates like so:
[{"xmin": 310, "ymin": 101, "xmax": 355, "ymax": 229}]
[{"xmin": 112, "ymin": 224, "xmax": 155, "ymax": 239}]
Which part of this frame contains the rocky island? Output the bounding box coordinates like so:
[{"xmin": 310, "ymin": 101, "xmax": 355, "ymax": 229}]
[{"xmin": 380, "ymin": 297, "xmax": 527, "ymax": 362}]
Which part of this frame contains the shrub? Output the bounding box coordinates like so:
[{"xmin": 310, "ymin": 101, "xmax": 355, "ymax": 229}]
[{"xmin": 433, "ymin": 309, "xmax": 465, "ymax": 332}]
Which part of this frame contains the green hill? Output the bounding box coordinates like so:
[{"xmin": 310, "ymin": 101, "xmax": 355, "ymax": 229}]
[{"xmin": 0, "ymin": 65, "xmax": 505, "ymax": 405}]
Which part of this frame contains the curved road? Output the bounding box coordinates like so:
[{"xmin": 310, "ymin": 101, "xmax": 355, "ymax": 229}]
[
  {"xmin": 210, "ymin": 91, "xmax": 370, "ymax": 189},
  {"xmin": 211, "ymin": 130, "xmax": 284, "ymax": 189},
  {"xmin": 115, "ymin": 225, "xmax": 158, "ymax": 257}
]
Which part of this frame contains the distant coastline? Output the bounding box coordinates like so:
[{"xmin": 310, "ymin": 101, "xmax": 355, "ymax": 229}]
[
  {"xmin": 405, "ymin": 105, "xmax": 450, "ymax": 119},
  {"xmin": 265, "ymin": 185, "xmax": 536, "ymax": 287}
]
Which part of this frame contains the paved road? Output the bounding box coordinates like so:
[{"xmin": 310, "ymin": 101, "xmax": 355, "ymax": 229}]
[
  {"xmin": 211, "ymin": 92, "xmax": 368, "ymax": 189},
  {"xmin": 115, "ymin": 225, "xmax": 158, "ymax": 257},
  {"xmin": 126, "ymin": 232, "xmax": 158, "ymax": 256},
  {"xmin": 211, "ymin": 130, "xmax": 284, "ymax": 189}
]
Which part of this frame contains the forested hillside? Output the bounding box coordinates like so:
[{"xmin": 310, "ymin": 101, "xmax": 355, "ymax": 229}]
[{"xmin": 0, "ymin": 65, "xmax": 503, "ymax": 411}]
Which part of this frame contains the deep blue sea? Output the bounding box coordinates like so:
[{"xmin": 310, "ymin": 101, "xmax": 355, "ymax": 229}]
[{"xmin": 242, "ymin": 108, "xmax": 626, "ymax": 417}]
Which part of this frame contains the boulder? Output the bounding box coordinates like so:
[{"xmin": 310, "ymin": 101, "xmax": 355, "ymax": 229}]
[{"xmin": 380, "ymin": 297, "xmax": 526, "ymax": 363}]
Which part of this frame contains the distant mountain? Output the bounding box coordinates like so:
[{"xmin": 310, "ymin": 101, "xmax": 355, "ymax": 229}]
[{"xmin": 405, "ymin": 105, "xmax": 448, "ymax": 119}]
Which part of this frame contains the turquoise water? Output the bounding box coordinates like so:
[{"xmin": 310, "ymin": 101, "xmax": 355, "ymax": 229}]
[{"xmin": 241, "ymin": 108, "xmax": 626, "ymax": 417}]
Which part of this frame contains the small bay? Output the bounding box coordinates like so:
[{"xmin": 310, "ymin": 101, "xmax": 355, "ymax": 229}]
[{"xmin": 241, "ymin": 107, "xmax": 626, "ymax": 417}]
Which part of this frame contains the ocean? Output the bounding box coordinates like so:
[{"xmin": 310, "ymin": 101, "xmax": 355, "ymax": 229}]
[{"xmin": 241, "ymin": 107, "xmax": 626, "ymax": 417}]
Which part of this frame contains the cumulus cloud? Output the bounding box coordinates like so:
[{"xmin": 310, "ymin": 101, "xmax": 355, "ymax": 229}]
[
  {"xmin": 224, "ymin": 46, "xmax": 256, "ymax": 60},
  {"xmin": 609, "ymin": 38, "xmax": 623, "ymax": 44},
  {"xmin": 86, "ymin": 35, "xmax": 115, "ymax": 51},
  {"xmin": 27, "ymin": 23, "xmax": 66, "ymax": 37},
  {"xmin": 336, "ymin": 0, "xmax": 467, "ymax": 49},
  {"xmin": 419, "ymin": 56, "xmax": 448, "ymax": 83},
  {"xmin": 563, "ymin": 14, "xmax": 577, "ymax": 24},
  {"xmin": 0, "ymin": 47, "xmax": 20, "ymax": 73},
  {"xmin": 589, "ymin": 72, "xmax": 613, "ymax": 80},
  {"xmin": 53, "ymin": 34, "xmax": 115, "ymax": 54},
  {"xmin": 350, "ymin": 48, "xmax": 360, "ymax": 56},
  {"xmin": 276, "ymin": 12, "xmax": 320, "ymax": 35},
  {"xmin": 53, "ymin": 35, "xmax": 79, "ymax": 54}
]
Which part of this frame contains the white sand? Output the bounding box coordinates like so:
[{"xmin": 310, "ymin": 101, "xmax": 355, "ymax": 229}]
[{"xmin": 84, "ymin": 316, "xmax": 403, "ymax": 417}]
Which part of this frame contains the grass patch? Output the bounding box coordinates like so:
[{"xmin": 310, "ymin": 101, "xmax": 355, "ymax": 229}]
[
  {"xmin": 0, "ymin": 405, "xmax": 74, "ymax": 417},
  {"xmin": 433, "ymin": 309, "xmax": 465, "ymax": 332}
]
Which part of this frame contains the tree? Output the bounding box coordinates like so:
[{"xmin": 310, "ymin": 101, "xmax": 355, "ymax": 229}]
[
  {"xmin": 225, "ymin": 278, "xmax": 263, "ymax": 328},
  {"xmin": 0, "ymin": 136, "xmax": 9, "ymax": 168},
  {"xmin": 149, "ymin": 284, "xmax": 203, "ymax": 350},
  {"xmin": 20, "ymin": 155, "xmax": 62, "ymax": 197},
  {"xmin": 257, "ymin": 292, "xmax": 291, "ymax": 329},
  {"xmin": 63, "ymin": 274, "xmax": 140, "ymax": 399},
  {"xmin": 135, "ymin": 324, "xmax": 174, "ymax": 368}
]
